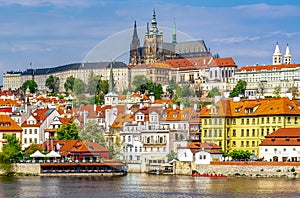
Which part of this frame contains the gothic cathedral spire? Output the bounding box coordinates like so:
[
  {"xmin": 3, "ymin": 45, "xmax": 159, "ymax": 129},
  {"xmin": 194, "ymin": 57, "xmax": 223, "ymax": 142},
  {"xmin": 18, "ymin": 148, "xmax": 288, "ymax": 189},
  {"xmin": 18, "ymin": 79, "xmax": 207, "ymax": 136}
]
[{"xmin": 129, "ymin": 21, "xmax": 140, "ymax": 64}]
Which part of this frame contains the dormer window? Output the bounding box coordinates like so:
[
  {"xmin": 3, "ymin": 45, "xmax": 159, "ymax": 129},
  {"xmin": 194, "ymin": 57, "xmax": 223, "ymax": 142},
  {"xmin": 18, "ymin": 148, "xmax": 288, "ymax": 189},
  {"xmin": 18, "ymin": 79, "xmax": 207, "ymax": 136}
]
[
  {"xmin": 173, "ymin": 114, "xmax": 178, "ymax": 118},
  {"xmin": 211, "ymin": 107, "xmax": 217, "ymax": 114},
  {"xmin": 235, "ymin": 108, "xmax": 241, "ymax": 113},
  {"xmin": 271, "ymin": 138, "xmax": 275, "ymax": 142}
]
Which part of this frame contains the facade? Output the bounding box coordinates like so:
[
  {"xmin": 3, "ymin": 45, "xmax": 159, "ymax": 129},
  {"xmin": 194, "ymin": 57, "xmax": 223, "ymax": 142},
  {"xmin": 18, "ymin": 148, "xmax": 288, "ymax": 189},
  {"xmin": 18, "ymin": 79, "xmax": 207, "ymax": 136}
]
[
  {"xmin": 129, "ymin": 10, "xmax": 210, "ymax": 65},
  {"xmin": 177, "ymin": 142, "xmax": 223, "ymax": 164},
  {"xmin": 2, "ymin": 72, "xmax": 22, "ymax": 91},
  {"xmin": 200, "ymin": 97, "xmax": 300, "ymax": 156},
  {"xmin": 235, "ymin": 43, "xmax": 299, "ymax": 97},
  {"xmin": 0, "ymin": 115, "xmax": 23, "ymax": 152},
  {"xmin": 259, "ymin": 128, "xmax": 300, "ymax": 162},
  {"xmin": 3, "ymin": 62, "xmax": 129, "ymax": 93},
  {"xmin": 21, "ymin": 108, "xmax": 59, "ymax": 150}
]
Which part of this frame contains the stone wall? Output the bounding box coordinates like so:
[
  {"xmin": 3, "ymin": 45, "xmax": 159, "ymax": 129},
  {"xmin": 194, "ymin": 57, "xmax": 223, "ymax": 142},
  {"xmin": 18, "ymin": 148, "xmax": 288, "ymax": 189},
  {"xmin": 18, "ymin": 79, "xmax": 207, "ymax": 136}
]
[
  {"xmin": 175, "ymin": 161, "xmax": 300, "ymax": 178},
  {"xmin": 127, "ymin": 163, "xmax": 142, "ymax": 173},
  {"xmin": 12, "ymin": 163, "xmax": 41, "ymax": 175}
]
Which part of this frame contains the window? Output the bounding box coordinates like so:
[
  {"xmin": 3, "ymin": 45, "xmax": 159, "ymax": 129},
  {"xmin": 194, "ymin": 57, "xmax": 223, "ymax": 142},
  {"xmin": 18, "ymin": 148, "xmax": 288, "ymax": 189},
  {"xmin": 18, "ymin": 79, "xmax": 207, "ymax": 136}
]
[
  {"xmin": 252, "ymin": 141, "xmax": 255, "ymax": 147},
  {"xmin": 24, "ymin": 138, "xmax": 27, "ymax": 144},
  {"xmin": 29, "ymin": 129, "xmax": 32, "ymax": 134},
  {"xmin": 261, "ymin": 129, "xmax": 264, "ymax": 137},
  {"xmin": 232, "ymin": 119, "xmax": 236, "ymax": 125},
  {"xmin": 261, "ymin": 118, "xmax": 264, "ymax": 124},
  {"xmin": 219, "ymin": 130, "xmax": 222, "ymax": 137},
  {"xmin": 241, "ymin": 129, "xmax": 244, "ymax": 137},
  {"xmin": 246, "ymin": 119, "xmax": 249, "ymax": 125},
  {"xmin": 232, "ymin": 130, "xmax": 236, "ymax": 137},
  {"xmin": 241, "ymin": 141, "xmax": 244, "ymax": 147},
  {"xmin": 252, "ymin": 129, "xmax": 255, "ymax": 137},
  {"xmin": 241, "ymin": 119, "xmax": 244, "ymax": 125},
  {"xmin": 232, "ymin": 141, "xmax": 236, "ymax": 147},
  {"xmin": 34, "ymin": 138, "xmax": 37, "ymax": 144},
  {"xmin": 24, "ymin": 129, "xmax": 27, "ymax": 134},
  {"xmin": 214, "ymin": 130, "xmax": 217, "ymax": 137},
  {"xmin": 34, "ymin": 129, "xmax": 37, "ymax": 134},
  {"xmin": 219, "ymin": 119, "xmax": 222, "ymax": 125},
  {"xmin": 246, "ymin": 129, "xmax": 249, "ymax": 137},
  {"xmin": 265, "ymin": 148, "xmax": 268, "ymax": 152}
]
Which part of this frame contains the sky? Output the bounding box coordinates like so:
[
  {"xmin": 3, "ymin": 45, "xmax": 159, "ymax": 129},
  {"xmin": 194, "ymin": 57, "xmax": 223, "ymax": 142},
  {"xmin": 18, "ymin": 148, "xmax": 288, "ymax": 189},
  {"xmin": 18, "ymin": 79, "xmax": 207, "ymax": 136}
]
[{"xmin": 1, "ymin": 0, "xmax": 300, "ymax": 84}]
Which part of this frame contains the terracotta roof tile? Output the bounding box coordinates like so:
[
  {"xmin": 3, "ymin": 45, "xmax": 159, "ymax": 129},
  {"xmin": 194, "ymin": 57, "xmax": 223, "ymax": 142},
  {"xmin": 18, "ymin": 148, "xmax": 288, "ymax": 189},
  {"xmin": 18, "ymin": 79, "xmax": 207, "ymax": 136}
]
[{"xmin": 0, "ymin": 115, "xmax": 22, "ymax": 131}]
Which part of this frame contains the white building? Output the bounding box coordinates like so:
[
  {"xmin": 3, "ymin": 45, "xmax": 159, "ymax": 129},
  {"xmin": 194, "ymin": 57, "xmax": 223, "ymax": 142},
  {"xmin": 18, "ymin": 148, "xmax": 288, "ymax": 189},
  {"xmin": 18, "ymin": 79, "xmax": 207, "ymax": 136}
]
[
  {"xmin": 259, "ymin": 128, "xmax": 300, "ymax": 162},
  {"xmin": 235, "ymin": 43, "xmax": 300, "ymax": 97},
  {"xmin": 21, "ymin": 108, "xmax": 59, "ymax": 150}
]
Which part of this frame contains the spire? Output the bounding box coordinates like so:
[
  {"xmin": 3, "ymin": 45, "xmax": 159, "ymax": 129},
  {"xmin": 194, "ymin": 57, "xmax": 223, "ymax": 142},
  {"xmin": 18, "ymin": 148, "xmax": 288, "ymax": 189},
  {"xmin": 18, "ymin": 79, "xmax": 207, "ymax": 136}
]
[
  {"xmin": 172, "ymin": 18, "xmax": 177, "ymax": 44},
  {"xmin": 273, "ymin": 42, "xmax": 282, "ymax": 65},
  {"xmin": 130, "ymin": 21, "xmax": 140, "ymax": 50},
  {"xmin": 284, "ymin": 43, "xmax": 292, "ymax": 64},
  {"xmin": 150, "ymin": 9, "xmax": 158, "ymax": 34},
  {"xmin": 109, "ymin": 62, "xmax": 114, "ymax": 93}
]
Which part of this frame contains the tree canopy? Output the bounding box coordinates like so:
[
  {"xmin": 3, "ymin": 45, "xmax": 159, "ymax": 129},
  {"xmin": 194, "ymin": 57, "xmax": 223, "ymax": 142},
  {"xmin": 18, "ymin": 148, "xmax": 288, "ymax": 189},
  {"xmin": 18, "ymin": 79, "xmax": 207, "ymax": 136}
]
[
  {"xmin": 23, "ymin": 143, "xmax": 44, "ymax": 157},
  {"xmin": 229, "ymin": 150, "xmax": 251, "ymax": 160},
  {"xmin": 64, "ymin": 76, "xmax": 75, "ymax": 93},
  {"xmin": 230, "ymin": 80, "xmax": 247, "ymax": 98},
  {"xmin": 73, "ymin": 78, "xmax": 86, "ymax": 95},
  {"xmin": 22, "ymin": 80, "xmax": 38, "ymax": 94},
  {"xmin": 79, "ymin": 121, "xmax": 106, "ymax": 146},
  {"xmin": 45, "ymin": 75, "xmax": 60, "ymax": 94},
  {"xmin": 56, "ymin": 123, "xmax": 80, "ymax": 140},
  {"xmin": 0, "ymin": 134, "xmax": 21, "ymax": 163},
  {"xmin": 132, "ymin": 75, "xmax": 152, "ymax": 91},
  {"xmin": 207, "ymin": 87, "xmax": 221, "ymax": 98},
  {"xmin": 273, "ymin": 86, "xmax": 281, "ymax": 98}
]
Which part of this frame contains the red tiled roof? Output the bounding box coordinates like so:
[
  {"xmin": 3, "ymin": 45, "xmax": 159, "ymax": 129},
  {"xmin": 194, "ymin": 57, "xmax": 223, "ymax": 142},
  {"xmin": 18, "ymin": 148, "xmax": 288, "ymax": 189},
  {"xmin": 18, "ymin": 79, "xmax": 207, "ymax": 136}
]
[
  {"xmin": 260, "ymin": 128, "xmax": 300, "ymax": 146},
  {"xmin": 237, "ymin": 63, "xmax": 300, "ymax": 72},
  {"xmin": 200, "ymin": 97, "xmax": 300, "ymax": 117},
  {"xmin": 22, "ymin": 108, "xmax": 54, "ymax": 127}
]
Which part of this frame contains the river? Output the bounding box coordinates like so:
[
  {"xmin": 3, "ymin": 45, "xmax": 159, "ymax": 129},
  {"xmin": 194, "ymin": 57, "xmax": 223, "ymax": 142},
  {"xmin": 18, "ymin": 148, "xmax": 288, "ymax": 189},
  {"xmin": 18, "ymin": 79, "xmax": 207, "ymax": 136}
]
[{"xmin": 1, "ymin": 174, "xmax": 300, "ymax": 197}]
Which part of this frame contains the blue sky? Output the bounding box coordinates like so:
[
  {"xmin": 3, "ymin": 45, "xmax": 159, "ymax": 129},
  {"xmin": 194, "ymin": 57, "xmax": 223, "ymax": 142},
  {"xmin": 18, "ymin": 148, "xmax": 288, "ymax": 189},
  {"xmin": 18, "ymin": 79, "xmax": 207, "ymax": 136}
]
[{"xmin": 1, "ymin": 0, "xmax": 300, "ymax": 84}]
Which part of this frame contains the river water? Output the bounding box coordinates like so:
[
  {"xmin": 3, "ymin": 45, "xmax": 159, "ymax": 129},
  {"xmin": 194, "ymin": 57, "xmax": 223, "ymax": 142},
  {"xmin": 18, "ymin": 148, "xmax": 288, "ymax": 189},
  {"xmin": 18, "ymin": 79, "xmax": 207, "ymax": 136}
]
[{"xmin": 1, "ymin": 174, "xmax": 300, "ymax": 197}]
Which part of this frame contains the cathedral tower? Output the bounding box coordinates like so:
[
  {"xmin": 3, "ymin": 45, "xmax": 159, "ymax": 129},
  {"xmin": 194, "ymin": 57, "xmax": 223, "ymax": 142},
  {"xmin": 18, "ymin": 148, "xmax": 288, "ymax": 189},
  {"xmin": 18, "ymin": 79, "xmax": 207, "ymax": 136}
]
[{"xmin": 143, "ymin": 9, "xmax": 163, "ymax": 64}]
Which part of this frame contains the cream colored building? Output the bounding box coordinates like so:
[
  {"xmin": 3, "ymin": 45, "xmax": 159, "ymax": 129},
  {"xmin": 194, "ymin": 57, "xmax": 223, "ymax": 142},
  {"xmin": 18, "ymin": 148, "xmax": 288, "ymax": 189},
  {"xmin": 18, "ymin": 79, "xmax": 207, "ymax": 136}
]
[{"xmin": 3, "ymin": 62, "xmax": 129, "ymax": 94}]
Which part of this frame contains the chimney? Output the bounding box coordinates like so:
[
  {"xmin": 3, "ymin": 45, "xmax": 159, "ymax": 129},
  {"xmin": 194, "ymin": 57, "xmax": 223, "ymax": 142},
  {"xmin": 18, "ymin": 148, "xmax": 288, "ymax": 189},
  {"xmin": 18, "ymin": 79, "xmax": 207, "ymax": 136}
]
[
  {"xmin": 173, "ymin": 104, "xmax": 177, "ymax": 110},
  {"xmin": 180, "ymin": 103, "xmax": 184, "ymax": 110}
]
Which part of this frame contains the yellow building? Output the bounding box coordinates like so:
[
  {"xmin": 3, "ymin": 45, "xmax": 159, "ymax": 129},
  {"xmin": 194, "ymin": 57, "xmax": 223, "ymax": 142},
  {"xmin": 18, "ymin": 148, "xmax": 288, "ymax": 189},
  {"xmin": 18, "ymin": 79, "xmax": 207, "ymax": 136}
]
[
  {"xmin": 0, "ymin": 115, "xmax": 22, "ymax": 152},
  {"xmin": 200, "ymin": 97, "xmax": 300, "ymax": 156}
]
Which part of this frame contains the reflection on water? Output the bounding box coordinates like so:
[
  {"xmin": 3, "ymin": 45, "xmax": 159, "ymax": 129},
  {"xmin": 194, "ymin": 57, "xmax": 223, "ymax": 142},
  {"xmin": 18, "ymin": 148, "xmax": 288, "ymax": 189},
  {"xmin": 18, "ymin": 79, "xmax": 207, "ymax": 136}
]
[{"xmin": 1, "ymin": 174, "xmax": 300, "ymax": 197}]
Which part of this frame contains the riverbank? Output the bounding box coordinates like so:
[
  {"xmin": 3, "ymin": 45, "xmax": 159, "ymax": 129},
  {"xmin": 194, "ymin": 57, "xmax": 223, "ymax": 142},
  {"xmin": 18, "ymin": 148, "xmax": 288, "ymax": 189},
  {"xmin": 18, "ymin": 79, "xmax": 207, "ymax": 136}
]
[{"xmin": 175, "ymin": 161, "xmax": 300, "ymax": 178}]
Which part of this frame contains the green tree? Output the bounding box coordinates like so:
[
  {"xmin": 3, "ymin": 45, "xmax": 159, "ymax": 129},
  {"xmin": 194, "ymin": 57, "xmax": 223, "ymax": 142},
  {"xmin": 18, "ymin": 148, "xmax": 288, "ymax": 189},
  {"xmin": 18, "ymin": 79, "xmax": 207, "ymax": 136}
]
[
  {"xmin": 207, "ymin": 87, "xmax": 221, "ymax": 98},
  {"xmin": 97, "ymin": 78, "xmax": 109, "ymax": 94},
  {"xmin": 23, "ymin": 143, "xmax": 44, "ymax": 157},
  {"xmin": 64, "ymin": 76, "xmax": 75, "ymax": 93},
  {"xmin": 73, "ymin": 78, "xmax": 86, "ymax": 95},
  {"xmin": 45, "ymin": 75, "xmax": 60, "ymax": 94},
  {"xmin": 166, "ymin": 79, "xmax": 178, "ymax": 98},
  {"xmin": 22, "ymin": 80, "xmax": 38, "ymax": 94},
  {"xmin": 0, "ymin": 134, "xmax": 21, "ymax": 163},
  {"xmin": 132, "ymin": 75, "xmax": 151, "ymax": 91},
  {"xmin": 229, "ymin": 150, "xmax": 251, "ymax": 160},
  {"xmin": 176, "ymin": 84, "xmax": 191, "ymax": 98},
  {"xmin": 87, "ymin": 71, "xmax": 101, "ymax": 95},
  {"xmin": 79, "ymin": 121, "xmax": 106, "ymax": 146},
  {"xmin": 154, "ymin": 83, "xmax": 163, "ymax": 100},
  {"xmin": 166, "ymin": 151, "xmax": 178, "ymax": 162},
  {"xmin": 230, "ymin": 80, "xmax": 247, "ymax": 98},
  {"xmin": 273, "ymin": 86, "xmax": 281, "ymax": 98},
  {"xmin": 56, "ymin": 123, "xmax": 80, "ymax": 140}
]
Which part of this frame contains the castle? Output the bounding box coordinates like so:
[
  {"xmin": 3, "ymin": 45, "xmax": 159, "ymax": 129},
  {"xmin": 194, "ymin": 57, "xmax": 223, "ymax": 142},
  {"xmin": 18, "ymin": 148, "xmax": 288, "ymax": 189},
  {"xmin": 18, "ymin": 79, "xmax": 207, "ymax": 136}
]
[{"xmin": 129, "ymin": 10, "xmax": 211, "ymax": 65}]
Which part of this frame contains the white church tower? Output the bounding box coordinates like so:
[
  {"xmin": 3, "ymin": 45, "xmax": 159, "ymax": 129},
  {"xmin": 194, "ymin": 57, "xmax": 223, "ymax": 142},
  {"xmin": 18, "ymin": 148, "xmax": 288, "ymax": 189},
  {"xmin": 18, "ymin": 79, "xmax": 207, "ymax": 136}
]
[
  {"xmin": 284, "ymin": 43, "xmax": 292, "ymax": 64},
  {"xmin": 273, "ymin": 42, "xmax": 282, "ymax": 65},
  {"xmin": 104, "ymin": 62, "xmax": 118, "ymax": 106}
]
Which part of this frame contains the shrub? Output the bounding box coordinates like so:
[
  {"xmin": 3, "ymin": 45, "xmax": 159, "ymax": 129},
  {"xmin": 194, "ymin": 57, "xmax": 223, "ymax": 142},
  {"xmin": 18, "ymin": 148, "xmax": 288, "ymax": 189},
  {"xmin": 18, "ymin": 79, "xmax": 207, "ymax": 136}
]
[{"xmin": 291, "ymin": 167, "xmax": 296, "ymax": 172}]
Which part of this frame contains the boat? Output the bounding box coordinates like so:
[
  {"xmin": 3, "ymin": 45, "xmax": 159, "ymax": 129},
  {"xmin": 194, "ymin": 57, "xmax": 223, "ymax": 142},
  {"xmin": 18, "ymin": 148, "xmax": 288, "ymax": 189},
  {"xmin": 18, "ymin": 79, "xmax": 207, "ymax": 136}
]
[{"xmin": 192, "ymin": 170, "xmax": 228, "ymax": 178}]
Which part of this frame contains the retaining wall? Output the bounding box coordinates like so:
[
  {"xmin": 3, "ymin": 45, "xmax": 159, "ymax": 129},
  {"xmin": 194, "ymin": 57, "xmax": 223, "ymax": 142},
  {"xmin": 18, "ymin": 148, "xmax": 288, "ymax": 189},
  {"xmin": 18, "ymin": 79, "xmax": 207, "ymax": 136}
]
[{"xmin": 175, "ymin": 161, "xmax": 300, "ymax": 178}]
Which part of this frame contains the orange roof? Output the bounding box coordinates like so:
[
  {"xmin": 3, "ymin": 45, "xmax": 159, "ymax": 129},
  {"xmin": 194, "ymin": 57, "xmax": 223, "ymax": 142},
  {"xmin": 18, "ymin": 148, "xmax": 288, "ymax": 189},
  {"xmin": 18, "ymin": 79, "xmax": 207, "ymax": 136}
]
[
  {"xmin": 22, "ymin": 108, "xmax": 55, "ymax": 127},
  {"xmin": 160, "ymin": 107, "xmax": 193, "ymax": 121},
  {"xmin": 208, "ymin": 57, "xmax": 237, "ymax": 67},
  {"xmin": 182, "ymin": 141, "xmax": 222, "ymax": 154},
  {"xmin": 0, "ymin": 115, "xmax": 22, "ymax": 132},
  {"xmin": 111, "ymin": 113, "xmax": 134, "ymax": 129},
  {"xmin": 237, "ymin": 63, "xmax": 300, "ymax": 72},
  {"xmin": 260, "ymin": 128, "xmax": 300, "ymax": 146},
  {"xmin": 200, "ymin": 97, "xmax": 300, "ymax": 118},
  {"xmin": 0, "ymin": 98, "xmax": 21, "ymax": 107}
]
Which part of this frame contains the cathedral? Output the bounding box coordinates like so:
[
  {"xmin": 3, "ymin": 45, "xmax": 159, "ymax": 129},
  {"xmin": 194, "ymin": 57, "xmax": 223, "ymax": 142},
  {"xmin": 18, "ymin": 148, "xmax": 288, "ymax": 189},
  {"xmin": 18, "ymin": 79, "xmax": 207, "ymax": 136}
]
[{"xmin": 129, "ymin": 10, "xmax": 211, "ymax": 65}]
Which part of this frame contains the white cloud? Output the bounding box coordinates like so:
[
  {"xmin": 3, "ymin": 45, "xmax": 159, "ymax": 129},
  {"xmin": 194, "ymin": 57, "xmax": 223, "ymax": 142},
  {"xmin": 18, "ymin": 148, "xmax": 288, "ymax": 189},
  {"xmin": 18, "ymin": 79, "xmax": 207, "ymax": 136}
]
[{"xmin": 212, "ymin": 36, "xmax": 260, "ymax": 44}]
